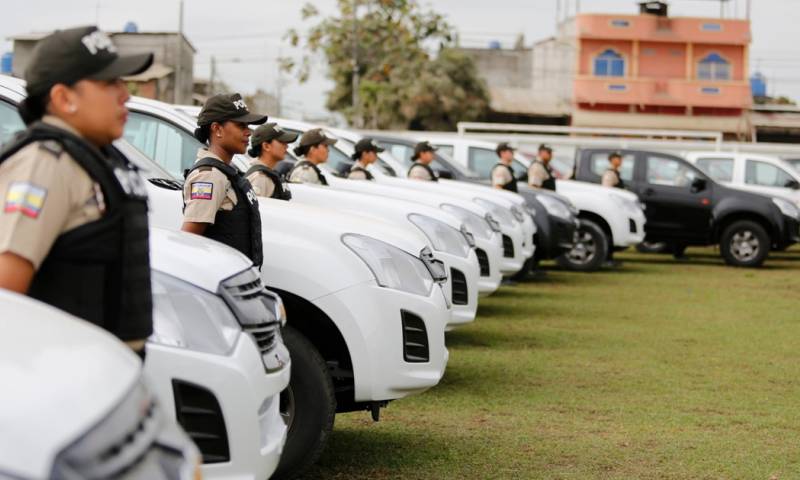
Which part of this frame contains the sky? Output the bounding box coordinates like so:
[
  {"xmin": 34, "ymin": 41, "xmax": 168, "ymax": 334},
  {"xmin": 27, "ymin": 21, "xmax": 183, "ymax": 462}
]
[{"xmin": 2, "ymin": 0, "xmax": 798, "ymax": 120}]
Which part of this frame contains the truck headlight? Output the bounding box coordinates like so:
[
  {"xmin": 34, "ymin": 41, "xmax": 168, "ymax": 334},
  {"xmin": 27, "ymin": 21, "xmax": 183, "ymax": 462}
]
[
  {"xmin": 474, "ymin": 197, "xmax": 516, "ymax": 226},
  {"xmin": 342, "ymin": 234, "xmax": 435, "ymax": 296},
  {"xmin": 485, "ymin": 213, "xmax": 501, "ymax": 232},
  {"xmin": 150, "ymin": 271, "xmax": 241, "ymax": 355},
  {"xmin": 773, "ymin": 197, "xmax": 800, "ymax": 219},
  {"xmin": 441, "ymin": 203, "xmax": 494, "ymax": 240},
  {"xmin": 408, "ymin": 214, "xmax": 471, "ymax": 258},
  {"xmin": 536, "ymin": 194, "xmax": 572, "ymax": 220},
  {"xmin": 460, "ymin": 224, "xmax": 476, "ymax": 247}
]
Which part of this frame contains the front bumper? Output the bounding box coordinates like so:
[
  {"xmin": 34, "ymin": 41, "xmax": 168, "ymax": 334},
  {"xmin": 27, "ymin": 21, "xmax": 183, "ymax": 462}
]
[
  {"xmin": 474, "ymin": 235, "xmax": 503, "ymax": 297},
  {"xmin": 436, "ymin": 250, "xmax": 480, "ymax": 330},
  {"xmin": 144, "ymin": 334, "xmax": 291, "ymax": 480},
  {"xmin": 613, "ymin": 210, "xmax": 647, "ymax": 247},
  {"xmin": 312, "ymin": 280, "xmax": 450, "ymax": 402},
  {"xmin": 777, "ymin": 214, "xmax": 800, "ymax": 248},
  {"xmin": 498, "ymin": 224, "xmax": 527, "ymax": 275},
  {"xmin": 534, "ymin": 213, "xmax": 578, "ymax": 260}
]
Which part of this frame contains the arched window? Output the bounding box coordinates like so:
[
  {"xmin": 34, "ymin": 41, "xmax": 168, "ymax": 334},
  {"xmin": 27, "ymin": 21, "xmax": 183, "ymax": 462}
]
[
  {"xmin": 697, "ymin": 53, "xmax": 730, "ymax": 80},
  {"xmin": 594, "ymin": 49, "xmax": 625, "ymax": 77}
]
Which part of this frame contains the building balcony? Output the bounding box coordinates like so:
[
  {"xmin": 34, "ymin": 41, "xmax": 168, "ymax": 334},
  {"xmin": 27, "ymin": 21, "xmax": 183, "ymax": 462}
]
[
  {"xmin": 573, "ymin": 76, "xmax": 752, "ymax": 109},
  {"xmin": 575, "ymin": 14, "xmax": 751, "ymax": 45}
]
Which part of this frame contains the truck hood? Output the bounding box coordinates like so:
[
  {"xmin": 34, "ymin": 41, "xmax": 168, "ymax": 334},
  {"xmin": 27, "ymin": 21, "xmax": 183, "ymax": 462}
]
[
  {"xmin": 0, "ymin": 291, "xmax": 139, "ymax": 479},
  {"xmin": 149, "ymin": 226, "xmax": 252, "ymax": 293},
  {"xmin": 557, "ymin": 179, "xmax": 641, "ymax": 202}
]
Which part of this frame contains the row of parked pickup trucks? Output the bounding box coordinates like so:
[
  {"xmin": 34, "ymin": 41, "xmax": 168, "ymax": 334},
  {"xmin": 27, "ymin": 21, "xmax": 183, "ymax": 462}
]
[{"xmin": 2, "ymin": 70, "xmax": 799, "ymax": 480}]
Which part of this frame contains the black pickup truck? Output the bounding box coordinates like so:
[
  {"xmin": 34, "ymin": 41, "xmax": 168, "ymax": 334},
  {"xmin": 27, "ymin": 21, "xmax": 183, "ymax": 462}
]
[{"xmin": 573, "ymin": 148, "xmax": 800, "ymax": 267}]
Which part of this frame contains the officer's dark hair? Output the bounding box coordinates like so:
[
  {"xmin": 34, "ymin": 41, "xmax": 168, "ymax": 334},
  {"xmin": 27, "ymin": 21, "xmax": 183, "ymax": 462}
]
[
  {"xmin": 248, "ymin": 141, "xmax": 262, "ymax": 158},
  {"xmin": 608, "ymin": 151, "xmax": 622, "ymax": 161},
  {"xmin": 193, "ymin": 124, "xmax": 212, "ymax": 144},
  {"xmin": 18, "ymin": 94, "xmax": 49, "ymax": 125},
  {"xmin": 294, "ymin": 143, "xmax": 319, "ymax": 157}
]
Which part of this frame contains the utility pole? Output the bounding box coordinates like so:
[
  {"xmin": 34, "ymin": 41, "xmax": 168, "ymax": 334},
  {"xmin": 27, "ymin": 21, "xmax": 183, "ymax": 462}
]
[
  {"xmin": 351, "ymin": 0, "xmax": 360, "ymax": 127},
  {"xmin": 275, "ymin": 47, "xmax": 283, "ymax": 117},
  {"xmin": 174, "ymin": 0, "xmax": 184, "ymax": 104},
  {"xmin": 209, "ymin": 55, "xmax": 217, "ymax": 95}
]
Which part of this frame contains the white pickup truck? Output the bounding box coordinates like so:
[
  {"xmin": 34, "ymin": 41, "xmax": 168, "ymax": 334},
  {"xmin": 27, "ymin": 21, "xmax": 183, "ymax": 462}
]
[
  {"xmin": 685, "ymin": 151, "xmax": 800, "ymax": 207},
  {"xmin": 423, "ymin": 136, "xmax": 646, "ymax": 271},
  {"xmin": 0, "ymin": 290, "xmax": 201, "ymax": 480}
]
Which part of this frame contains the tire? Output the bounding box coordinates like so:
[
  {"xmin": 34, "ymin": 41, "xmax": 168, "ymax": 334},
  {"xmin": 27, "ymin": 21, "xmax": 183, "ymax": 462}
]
[
  {"xmin": 636, "ymin": 241, "xmax": 669, "ymax": 254},
  {"xmin": 273, "ymin": 327, "xmax": 336, "ymax": 480},
  {"xmin": 556, "ymin": 219, "xmax": 609, "ymax": 272},
  {"xmin": 719, "ymin": 220, "xmax": 770, "ymax": 268}
]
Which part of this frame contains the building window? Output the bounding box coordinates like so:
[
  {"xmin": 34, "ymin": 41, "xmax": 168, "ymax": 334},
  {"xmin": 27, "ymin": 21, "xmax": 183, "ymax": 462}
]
[
  {"xmin": 701, "ymin": 87, "xmax": 721, "ymax": 94},
  {"xmin": 594, "ymin": 49, "xmax": 625, "ymax": 77},
  {"xmin": 697, "ymin": 53, "xmax": 730, "ymax": 80},
  {"xmin": 608, "ymin": 84, "xmax": 627, "ymax": 91},
  {"xmin": 702, "ymin": 23, "xmax": 722, "ymax": 31},
  {"xmin": 611, "ymin": 19, "xmax": 630, "ymax": 27}
]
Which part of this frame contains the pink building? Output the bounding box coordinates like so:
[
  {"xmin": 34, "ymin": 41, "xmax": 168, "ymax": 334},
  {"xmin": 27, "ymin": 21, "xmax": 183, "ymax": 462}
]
[{"xmin": 571, "ymin": 2, "xmax": 752, "ymax": 136}]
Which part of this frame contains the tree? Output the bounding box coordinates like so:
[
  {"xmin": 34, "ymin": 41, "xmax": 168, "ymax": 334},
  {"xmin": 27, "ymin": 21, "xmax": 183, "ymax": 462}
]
[{"xmin": 284, "ymin": 0, "xmax": 489, "ymax": 130}]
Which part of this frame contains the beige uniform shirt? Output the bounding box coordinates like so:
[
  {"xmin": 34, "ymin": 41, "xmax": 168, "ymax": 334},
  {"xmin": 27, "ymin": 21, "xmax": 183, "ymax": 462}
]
[
  {"xmin": 0, "ymin": 115, "xmax": 103, "ymax": 269},
  {"xmin": 528, "ymin": 162, "xmax": 550, "ymax": 188},
  {"xmin": 288, "ymin": 162, "xmax": 323, "ymax": 184},
  {"xmin": 183, "ymin": 149, "xmax": 237, "ymax": 224},
  {"xmin": 408, "ymin": 164, "xmax": 434, "ymax": 181},
  {"xmin": 601, "ymin": 169, "xmax": 621, "ymax": 188},
  {"xmin": 491, "ymin": 163, "xmax": 514, "ymax": 188},
  {"xmin": 246, "ymin": 159, "xmax": 276, "ymax": 198},
  {"xmin": 347, "ymin": 161, "xmax": 370, "ymax": 180}
]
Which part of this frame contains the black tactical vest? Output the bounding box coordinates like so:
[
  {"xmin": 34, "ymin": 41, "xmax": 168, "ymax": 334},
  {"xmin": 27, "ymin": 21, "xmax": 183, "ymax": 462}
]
[
  {"xmin": 288, "ymin": 160, "xmax": 328, "ymax": 186},
  {"xmin": 408, "ymin": 162, "xmax": 438, "ymax": 182},
  {"xmin": 534, "ymin": 160, "xmax": 556, "ymax": 191},
  {"xmin": 348, "ymin": 165, "xmax": 374, "ymax": 180},
  {"xmin": 184, "ymin": 158, "xmax": 263, "ymax": 267},
  {"xmin": 492, "ymin": 163, "xmax": 518, "ymax": 192},
  {"xmin": 606, "ymin": 168, "xmax": 626, "ymax": 189},
  {"xmin": 246, "ymin": 163, "xmax": 292, "ymax": 201},
  {"xmin": 0, "ymin": 122, "xmax": 152, "ymax": 341}
]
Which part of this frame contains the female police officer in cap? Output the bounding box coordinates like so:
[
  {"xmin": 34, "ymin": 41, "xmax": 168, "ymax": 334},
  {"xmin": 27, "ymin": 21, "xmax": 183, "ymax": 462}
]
[
  {"xmin": 407, "ymin": 141, "xmax": 438, "ymax": 181},
  {"xmin": 347, "ymin": 137, "xmax": 384, "ymax": 180},
  {"xmin": 287, "ymin": 128, "xmax": 337, "ymax": 185},
  {"xmin": 0, "ymin": 26, "xmax": 154, "ymax": 355},
  {"xmin": 246, "ymin": 122, "xmax": 298, "ymax": 200},
  {"xmin": 490, "ymin": 142, "xmax": 518, "ymax": 192},
  {"xmin": 182, "ymin": 93, "xmax": 267, "ymax": 267}
]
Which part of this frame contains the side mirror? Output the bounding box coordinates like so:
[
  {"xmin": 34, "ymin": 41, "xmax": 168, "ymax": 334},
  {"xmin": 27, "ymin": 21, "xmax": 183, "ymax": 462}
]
[
  {"xmin": 691, "ymin": 177, "xmax": 707, "ymax": 193},
  {"xmin": 436, "ymin": 169, "xmax": 454, "ymax": 180},
  {"xmin": 784, "ymin": 179, "xmax": 800, "ymax": 190}
]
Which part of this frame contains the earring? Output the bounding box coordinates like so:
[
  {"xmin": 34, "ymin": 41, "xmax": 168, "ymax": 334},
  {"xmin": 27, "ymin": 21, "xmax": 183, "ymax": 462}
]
[
  {"xmin": 217, "ymin": 133, "xmax": 222, "ymax": 138},
  {"xmin": 67, "ymin": 104, "xmax": 77, "ymax": 113}
]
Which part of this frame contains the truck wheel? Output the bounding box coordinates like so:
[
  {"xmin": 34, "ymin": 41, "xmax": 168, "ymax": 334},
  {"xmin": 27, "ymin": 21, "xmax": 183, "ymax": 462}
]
[
  {"xmin": 557, "ymin": 219, "xmax": 608, "ymax": 272},
  {"xmin": 720, "ymin": 220, "xmax": 770, "ymax": 268},
  {"xmin": 636, "ymin": 241, "xmax": 668, "ymax": 253},
  {"xmin": 273, "ymin": 327, "xmax": 336, "ymax": 480}
]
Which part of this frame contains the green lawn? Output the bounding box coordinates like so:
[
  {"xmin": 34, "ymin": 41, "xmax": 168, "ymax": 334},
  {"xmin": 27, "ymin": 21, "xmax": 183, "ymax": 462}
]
[{"xmin": 309, "ymin": 247, "xmax": 800, "ymax": 479}]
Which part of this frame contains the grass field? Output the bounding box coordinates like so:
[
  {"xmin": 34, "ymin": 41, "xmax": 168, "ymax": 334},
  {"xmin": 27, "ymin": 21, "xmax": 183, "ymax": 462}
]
[{"xmin": 307, "ymin": 246, "xmax": 800, "ymax": 480}]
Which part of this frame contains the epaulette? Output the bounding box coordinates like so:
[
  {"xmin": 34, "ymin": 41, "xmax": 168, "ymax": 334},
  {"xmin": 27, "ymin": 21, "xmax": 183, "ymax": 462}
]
[{"xmin": 38, "ymin": 140, "xmax": 64, "ymax": 158}]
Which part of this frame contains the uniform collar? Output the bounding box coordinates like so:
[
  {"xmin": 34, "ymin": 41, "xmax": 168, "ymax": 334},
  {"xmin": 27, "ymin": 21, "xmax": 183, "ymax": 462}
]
[
  {"xmin": 354, "ymin": 160, "xmax": 369, "ymax": 170},
  {"xmin": 197, "ymin": 147, "xmax": 225, "ymax": 163},
  {"xmin": 42, "ymin": 115, "xmax": 86, "ymax": 139}
]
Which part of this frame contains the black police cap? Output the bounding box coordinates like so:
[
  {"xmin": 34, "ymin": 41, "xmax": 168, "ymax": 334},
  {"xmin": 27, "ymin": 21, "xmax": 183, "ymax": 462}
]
[
  {"xmin": 411, "ymin": 141, "xmax": 437, "ymax": 160},
  {"xmin": 252, "ymin": 123, "xmax": 298, "ymax": 146},
  {"xmin": 24, "ymin": 26, "xmax": 153, "ymax": 97},
  {"xmin": 351, "ymin": 137, "xmax": 385, "ymax": 159},
  {"xmin": 198, "ymin": 93, "xmax": 268, "ymax": 126},
  {"xmin": 538, "ymin": 143, "xmax": 553, "ymax": 153},
  {"xmin": 496, "ymin": 142, "xmax": 515, "ymax": 155},
  {"xmin": 297, "ymin": 128, "xmax": 337, "ymax": 148}
]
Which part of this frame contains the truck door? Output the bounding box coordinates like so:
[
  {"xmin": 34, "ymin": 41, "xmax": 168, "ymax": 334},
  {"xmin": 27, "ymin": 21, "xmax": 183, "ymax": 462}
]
[{"xmin": 636, "ymin": 153, "xmax": 713, "ymax": 242}]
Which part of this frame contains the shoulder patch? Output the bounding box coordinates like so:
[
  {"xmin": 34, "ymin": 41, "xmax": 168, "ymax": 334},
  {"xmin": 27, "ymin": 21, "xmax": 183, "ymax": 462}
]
[
  {"xmin": 4, "ymin": 181, "xmax": 47, "ymax": 219},
  {"xmin": 38, "ymin": 140, "xmax": 64, "ymax": 157},
  {"xmin": 190, "ymin": 182, "xmax": 214, "ymax": 200}
]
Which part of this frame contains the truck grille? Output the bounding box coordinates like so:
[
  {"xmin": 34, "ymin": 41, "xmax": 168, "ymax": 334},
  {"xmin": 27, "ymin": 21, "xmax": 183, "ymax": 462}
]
[
  {"xmin": 502, "ymin": 234, "xmax": 514, "ymax": 258},
  {"xmin": 220, "ymin": 269, "xmax": 282, "ymax": 357},
  {"xmin": 475, "ymin": 248, "xmax": 490, "ymax": 277},
  {"xmin": 173, "ymin": 380, "xmax": 229, "ymax": 464},
  {"xmin": 401, "ymin": 310, "xmax": 429, "ymax": 363},
  {"xmin": 450, "ymin": 268, "xmax": 469, "ymax": 305},
  {"xmin": 629, "ymin": 219, "xmax": 637, "ymax": 233}
]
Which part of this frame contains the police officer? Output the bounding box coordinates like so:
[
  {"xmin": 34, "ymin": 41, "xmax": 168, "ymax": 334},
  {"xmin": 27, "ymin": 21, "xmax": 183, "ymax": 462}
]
[
  {"xmin": 491, "ymin": 142, "xmax": 518, "ymax": 192},
  {"xmin": 0, "ymin": 26, "xmax": 154, "ymax": 356},
  {"xmin": 528, "ymin": 144, "xmax": 556, "ymax": 191},
  {"xmin": 287, "ymin": 128, "xmax": 337, "ymax": 185},
  {"xmin": 182, "ymin": 93, "xmax": 267, "ymax": 268},
  {"xmin": 348, "ymin": 138, "xmax": 384, "ymax": 180},
  {"xmin": 601, "ymin": 151, "xmax": 625, "ymax": 189},
  {"xmin": 407, "ymin": 141, "xmax": 438, "ymax": 181},
  {"xmin": 246, "ymin": 122, "xmax": 297, "ymax": 200}
]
